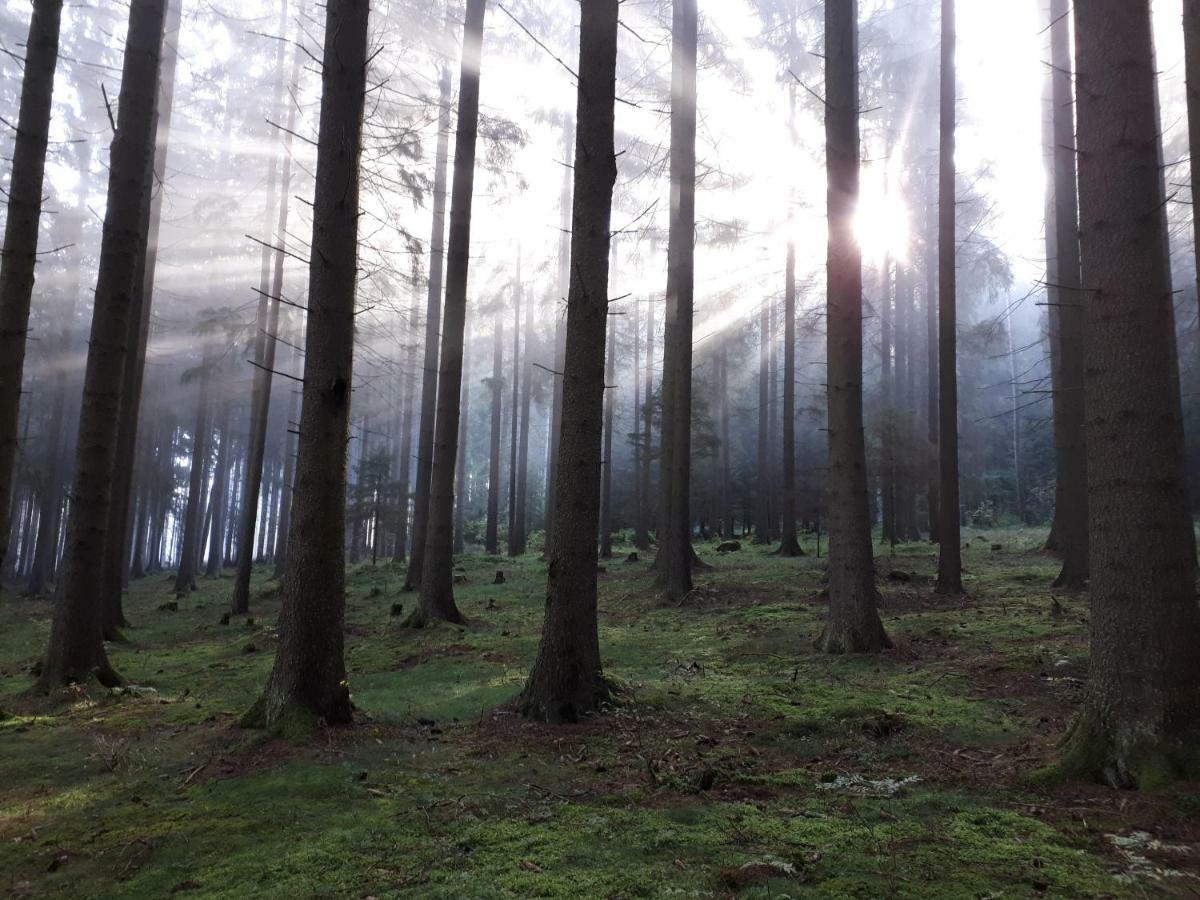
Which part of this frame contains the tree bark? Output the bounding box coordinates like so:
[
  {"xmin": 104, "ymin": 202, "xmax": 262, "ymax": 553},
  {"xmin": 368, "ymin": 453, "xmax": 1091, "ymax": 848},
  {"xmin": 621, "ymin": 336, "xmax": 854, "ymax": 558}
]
[
  {"xmin": 1046, "ymin": 0, "xmax": 1089, "ymax": 588},
  {"xmin": 174, "ymin": 350, "xmax": 214, "ymax": 594},
  {"xmin": 454, "ymin": 330, "xmax": 472, "ymax": 555},
  {"xmin": 0, "ymin": 0, "xmax": 63, "ymax": 579},
  {"xmin": 880, "ymin": 259, "xmax": 896, "ymax": 547},
  {"xmin": 639, "ymin": 297, "xmax": 654, "ymax": 546},
  {"xmin": 404, "ymin": 60, "xmax": 452, "ymax": 591},
  {"xmin": 206, "ymin": 400, "xmax": 233, "ymax": 578},
  {"xmin": 393, "ymin": 310, "xmax": 416, "ymax": 563},
  {"xmin": 777, "ymin": 203, "xmax": 802, "ymax": 556},
  {"xmin": 934, "ymin": 0, "xmax": 963, "ymax": 594},
  {"xmin": 1055, "ymin": 0, "xmax": 1200, "ymax": 788},
  {"xmin": 545, "ymin": 120, "xmax": 574, "ymax": 543},
  {"xmin": 516, "ymin": 0, "xmax": 618, "ymax": 723},
  {"xmin": 599, "ymin": 284, "xmax": 617, "ymax": 559},
  {"xmin": 818, "ymin": 0, "xmax": 890, "ymax": 655},
  {"xmin": 513, "ymin": 256, "xmax": 534, "ymax": 555},
  {"xmin": 656, "ymin": 0, "xmax": 698, "ymax": 602},
  {"xmin": 754, "ymin": 295, "xmax": 772, "ymax": 544},
  {"xmin": 924, "ymin": 171, "xmax": 940, "ymax": 543},
  {"xmin": 507, "ymin": 253, "xmax": 522, "ymax": 556},
  {"xmin": 411, "ymin": 0, "xmax": 486, "ymax": 628},
  {"xmin": 245, "ymin": 0, "xmax": 368, "ymax": 733},
  {"xmin": 37, "ymin": 0, "xmax": 168, "ymax": 690},
  {"xmin": 485, "ymin": 312, "xmax": 503, "ymax": 554}
]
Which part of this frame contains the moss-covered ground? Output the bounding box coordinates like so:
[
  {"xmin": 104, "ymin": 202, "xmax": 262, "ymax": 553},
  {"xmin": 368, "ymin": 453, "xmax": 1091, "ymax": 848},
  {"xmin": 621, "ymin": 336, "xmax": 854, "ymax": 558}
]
[{"xmin": 2, "ymin": 528, "xmax": 1198, "ymax": 897}]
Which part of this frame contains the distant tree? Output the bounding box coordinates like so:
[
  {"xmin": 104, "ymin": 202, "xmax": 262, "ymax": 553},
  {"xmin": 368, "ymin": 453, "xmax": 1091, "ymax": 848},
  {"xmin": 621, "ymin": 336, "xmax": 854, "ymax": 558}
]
[
  {"xmin": 935, "ymin": 0, "xmax": 963, "ymax": 594},
  {"xmin": 512, "ymin": 252, "xmax": 534, "ymax": 555},
  {"xmin": 517, "ymin": 0, "xmax": 619, "ymax": 723},
  {"xmin": 244, "ymin": 0, "xmax": 370, "ymax": 732},
  {"xmin": 410, "ymin": 0, "xmax": 487, "ymax": 628},
  {"xmin": 37, "ymin": 0, "xmax": 168, "ymax": 690},
  {"xmin": 0, "ymin": 0, "xmax": 64, "ymax": 580},
  {"xmin": 485, "ymin": 307, "xmax": 504, "ymax": 554},
  {"xmin": 1053, "ymin": 0, "xmax": 1200, "ymax": 789},
  {"xmin": 173, "ymin": 340, "xmax": 216, "ymax": 594},
  {"xmin": 818, "ymin": 0, "xmax": 890, "ymax": 655}
]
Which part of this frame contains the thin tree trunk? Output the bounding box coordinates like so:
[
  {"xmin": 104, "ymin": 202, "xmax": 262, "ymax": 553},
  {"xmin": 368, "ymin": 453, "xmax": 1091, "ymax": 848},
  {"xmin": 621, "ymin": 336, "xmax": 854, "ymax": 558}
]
[
  {"xmin": 206, "ymin": 400, "xmax": 233, "ymax": 578},
  {"xmin": 818, "ymin": 0, "xmax": 890, "ymax": 655},
  {"xmin": 639, "ymin": 297, "xmax": 654, "ymax": 546},
  {"xmin": 754, "ymin": 296, "xmax": 771, "ymax": 544},
  {"xmin": 545, "ymin": 120, "xmax": 574, "ymax": 543},
  {"xmin": 657, "ymin": 0, "xmax": 698, "ymax": 602},
  {"xmin": 245, "ymin": 0, "xmax": 368, "ymax": 733},
  {"xmin": 411, "ymin": 0, "xmax": 486, "ymax": 628},
  {"xmin": 454, "ymin": 332, "xmax": 472, "ymax": 554},
  {"xmin": 599, "ymin": 288, "xmax": 617, "ymax": 559},
  {"xmin": 393, "ymin": 312, "xmax": 416, "ymax": 563},
  {"xmin": 516, "ymin": 0, "xmax": 618, "ymax": 723},
  {"xmin": 881, "ymin": 259, "xmax": 896, "ymax": 547},
  {"xmin": 925, "ymin": 172, "xmax": 940, "ymax": 543},
  {"xmin": 934, "ymin": 0, "xmax": 963, "ymax": 595},
  {"xmin": 404, "ymin": 58, "xmax": 452, "ymax": 592},
  {"xmin": 507, "ymin": 254, "xmax": 522, "ymax": 556},
  {"xmin": 0, "ymin": 0, "xmax": 64, "ymax": 578},
  {"xmin": 231, "ymin": 0, "xmax": 297, "ymax": 614},
  {"xmin": 513, "ymin": 255, "xmax": 534, "ymax": 555},
  {"xmin": 719, "ymin": 325, "xmax": 731, "ymax": 538},
  {"xmin": 1047, "ymin": 0, "xmax": 1088, "ymax": 588},
  {"xmin": 777, "ymin": 215, "xmax": 802, "ymax": 555},
  {"xmin": 174, "ymin": 350, "xmax": 213, "ymax": 594},
  {"xmin": 485, "ymin": 313, "xmax": 503, "ymax": 554},
  {"xmin": 37, "ymin": 0, "xmax": 167, "ymax": 690},
  {"xmin": 1056, "ymin": 0, "xmax": 1200, "ymax": 788}
]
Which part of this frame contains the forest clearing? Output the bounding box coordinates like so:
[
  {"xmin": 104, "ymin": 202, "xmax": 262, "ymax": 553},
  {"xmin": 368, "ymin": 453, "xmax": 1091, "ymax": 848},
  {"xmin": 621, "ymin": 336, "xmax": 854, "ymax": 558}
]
[{"xmin": 1, "ymin": 534, "xmax": 1198, "ymax": 898}]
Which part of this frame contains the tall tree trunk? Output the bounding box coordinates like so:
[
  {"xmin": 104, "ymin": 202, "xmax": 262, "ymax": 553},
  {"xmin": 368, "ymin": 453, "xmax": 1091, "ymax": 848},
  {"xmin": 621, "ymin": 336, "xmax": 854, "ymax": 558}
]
[
  {"xmin": 231, "ymin": 0, "xmax": 296, "ymax": 614},
  {"xmin": 924, "ymin": 173, "xmax": 940, "ymax": 543},
  {"xmin": 516, "ymin": 0, "xmax": 618, "ymax": 723},
  {"xmin": 513, "ymin": 256, "xmax": 534, "ymax": 555},
  {"xmin": 393, "ymin": 313, "xmax": 416, "ymax": 563},
  {"xmin": 754, "ymin": 297, "xmax": 772, "ymax": 544},
  {"xmin": 818, "ymin": 0, "xmax": 890, "ymax": 655},
  {"xmin": 778, "ymin": 223, "xmax": 802, "ymax": 555},
  {"xmin": 245, "ymin": 0, "xmax": 368, "ymax": 733},
  {"xmin": 37, "ymin": 0, "xmax": 167, "ymax": 690},
  {"xmin": 545, "ymin": 120, "xmax": 574, "ymax": 543},
  {"xmin": 99, "ymin": 0, "xmax": 183, "ymax": 638},
  {"xmin": 485, "ymin": 313, "xmax": 503, "ymax": 554},
  {"xmin": 454, "ymin": 332, "xmax": 472, "ymax": 554},
  {"xmin": 1047, "ymin": 0, "xmax": 1089, "ymax": 588},
  {"xmin": 404, "ymin": 60, "xmax": 452, "ymax": 591},
  {"xmin": 174, "ymin": 351, "xmax": 214, "ymax": 594},
  {"xmin": 206, "ymin": 400, "xmax": 233, "ymax": 578},
  {"xmin": 1055, "ymin": 0, "xmax": 1200, "ymax": 788},
  {"xmin": 599, "ymin": 290, "xmax": 617, "ymax": 559},
  {"xmin": 656, "ymin": 0, "xmax": 698, "ymax": 602},
  {"xmin": 0, "ymin": 0, "xmax": 63, "ymax": 579},
  {"xmin": 880, "ymin": 259, "xmax": 896, "ymax": 547},
  {"xmin": 1184, "ymin": 0, "xmax": 1200, "ymax": 507},
  {"xmin": 934, "ymin": 0, "xmax": 963, "ymax": 595},
  {"xmin": 638, "ymin": 298, "xmax": 654, "ymax": 546},
  {"xmin": 506, "ymin": 253, "xmax": 521, "ymax": 556},
  {"xmin": 411, "ymin": 0, "xmax": 486, "ymax": 628},
  {"xmin": 719, "ymin": 326, "xmax": 731, "ymax": 538}
]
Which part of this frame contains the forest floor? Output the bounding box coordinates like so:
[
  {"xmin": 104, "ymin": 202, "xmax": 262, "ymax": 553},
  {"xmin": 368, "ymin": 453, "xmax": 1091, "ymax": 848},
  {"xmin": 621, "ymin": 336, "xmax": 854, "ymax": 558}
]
[{"xmin": 1, "ymin": 528, "xmax": 1199, "ymax": 898}]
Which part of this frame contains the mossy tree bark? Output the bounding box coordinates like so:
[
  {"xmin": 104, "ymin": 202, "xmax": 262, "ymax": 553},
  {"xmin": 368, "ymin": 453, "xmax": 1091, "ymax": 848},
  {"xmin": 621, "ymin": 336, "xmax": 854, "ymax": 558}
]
[
  {"xmin": 818, "ymin": 0, "xmax": 890, "ymax": 655},
  {"xmin": 934, "ymin": 0, "xmax": 963, "ymax": 595},
  {"xmin": 516, "ymin": 0, "xmax": 619, "ymax": 724},
  {"xmin": 410, "ymin": 0, "xmax": 486, "ymax": 629},
  {"xmin": 246, "ymin": 0, "xmax": 369, "ymax": 733},
  {"xmin": 37, "ymin": 0, "xmax": 168, "ymax": 691},
  {"xmin": 1053, "ymin": 0, "xmax": 1200, "ymax": 789},
  {"xmin": 0, "ymin": 0, "xmax": 63, "ymax": 581}
]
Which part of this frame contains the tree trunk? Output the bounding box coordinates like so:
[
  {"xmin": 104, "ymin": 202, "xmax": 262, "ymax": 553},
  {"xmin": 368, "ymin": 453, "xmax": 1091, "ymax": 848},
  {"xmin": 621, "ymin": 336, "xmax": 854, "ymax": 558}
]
[
  {"xmin": 599, "ymin": 283, "xmax": 617, "ymax": 560},
  {"xmin": 924, "ymin": 172, "xmax": 940, "ymax": 543},
  {"xmin": 454, "ymin": 330, "xmax": 472, "ymax": 555},
  {"xmin": 231, "ymin": 0, "xmax": 296, "ymax": 614},
  {"xmin": 656, "ymin": 0, "xmax": 698, "ymax": 602},
  {"xmin": 516, "ymin": 0, "xmax": 618, "ymax": 723},
  {"xmin": 934, "ymin": 0, "xmax": 963, "ymax": 595},
  {"xmin": 0, "ymin": 0, "xmax": 63, "ymax": 579},
  {"xmin": 244, "ymin": 0, "xmax": 368, "ymax": 733},
  {"xmin": 393, "ymin": 312, "xmax": 416, "ymax": 563},
  {"xmin": 754, "ymin": 295, "xmax": 772, "ymax": 544},
  {"xmin": 1046, "ymin": 0, "xmax": 1089, "ymax": 588},
  {"xmin": 880, "ymin": 259, "xmax": 896, "ymax": 547},
  {"xmin": 507, "ymin": 253, "xmax": 521, "ymax": 556},
  {"xmin": 205, "ymin": 401, "xmax": 233, "ymax": 578},
  {"xmin": 410, "ymin": 0, "xmax": 486, "ymax": 628},
  {"xmin": 719, "ymin": 324, "xmax": 731, "ymax": 538},
  {"xmin": 818, "ymin": 0, "xmax": 890, "ymax": 655},
  {"xmin": 404, "ymin": 59, "xmax": 452, "ymax": 592},
  {"xmin": 37, "ymin": 0, "xmax": 167, "ymax": 690},
  {"xmin": 544, "ymin": 119, "xmax": 574, "ymax": 543},
  {"xmin": 1055, "ymin": 0, "xmax": 1200, "ymax": 788},
  {"xmin": 638, "ymin": 297, "xmax": 654, "ymax": 546},
  {"xmin": 485, "ymin": 313, "xmax": 503, "ymax": 554},
  {"xmin": 174, "ymin": 351, "xmax": 214, "ymax": 594},
  {"xmin": 512, "ymin": 255, "xmax": 534, "ymax": 555}
]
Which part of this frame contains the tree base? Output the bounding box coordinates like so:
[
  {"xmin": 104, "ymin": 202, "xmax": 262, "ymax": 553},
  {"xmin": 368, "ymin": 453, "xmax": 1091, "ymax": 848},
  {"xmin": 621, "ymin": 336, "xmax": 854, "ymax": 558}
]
[
  {"xmin": 34, "ymin": 662, "xmax": 125, "ymax": 696},
  {"xmin": 401, "ymin": 603, "xmax": 467, "ymax": 629},
  {"xmin": 773, "ymin": 535, "xmax": 806, "ymax": 558},
  {"xmin": 241, "ymin": 688, "xmax": 353, "ymax": 739},
  {"xmin": 1039, "ymin": 713, "xmax": 1200, "ymax": 790},
  {"xmin": 815, "ymin": 616, "xmax": 892, "ymax": 655},
  {"xmin": 934, "ymin": 576, "xmax": 964, "ymax": 595},
  {"xmin": 1051, "ymin": 569, "xmax": 1087, "ymax": 591},
  {"xmin": 513, "ymin": 674, "xmax": 617, "ymax": 724}
]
